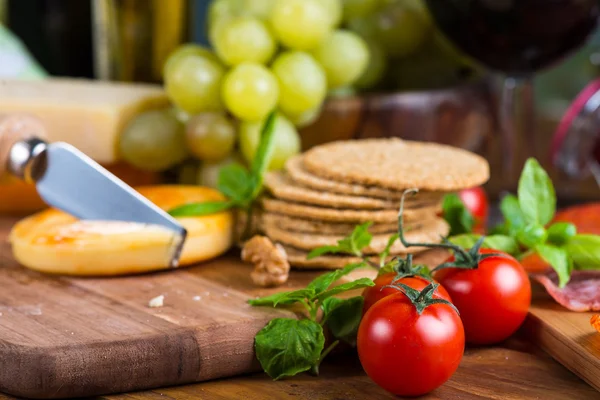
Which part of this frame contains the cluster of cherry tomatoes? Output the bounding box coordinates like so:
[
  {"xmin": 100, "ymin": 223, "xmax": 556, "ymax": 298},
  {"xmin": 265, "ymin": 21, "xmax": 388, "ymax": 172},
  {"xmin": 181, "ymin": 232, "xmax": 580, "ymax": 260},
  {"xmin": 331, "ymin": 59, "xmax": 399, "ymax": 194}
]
[{"xmin": 356, "ymin": 187, "xmax": 532, "ymax": 396}]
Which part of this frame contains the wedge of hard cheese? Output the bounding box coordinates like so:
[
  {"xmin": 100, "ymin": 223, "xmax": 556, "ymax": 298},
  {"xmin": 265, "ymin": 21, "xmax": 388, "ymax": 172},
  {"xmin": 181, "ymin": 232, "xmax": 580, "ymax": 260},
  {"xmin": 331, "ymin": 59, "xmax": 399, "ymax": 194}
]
[{"xmin": 0, "ymin": 79, "xmax": 169, "ymax": 163}]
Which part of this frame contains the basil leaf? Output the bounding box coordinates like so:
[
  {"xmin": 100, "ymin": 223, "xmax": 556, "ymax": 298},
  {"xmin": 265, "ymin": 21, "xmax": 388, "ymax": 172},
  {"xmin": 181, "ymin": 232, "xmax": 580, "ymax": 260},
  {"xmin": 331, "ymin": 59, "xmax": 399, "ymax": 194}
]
[
  {"xmin": 168, "ymin": 201, "xmax": 233, "ymax": 217},
  {"xmin": 307, "ymin": 223, "xmax": 373, "ymax": 258},
  {"xmin": 499, "ymin": 194, "xmax": 526, "ymax": 235},
  {"xmin": 442, "ymin": 193, "xmax": 474, "ymax": 235},
  {"xmin": 249, "ymin": 288, "xmax": 314, "ymax": 307},
  {"xmin": 307, "ymin": 246, "xmax": 342, "ymax": 259},
  {"xmin": 315, "ymin": 278, "xmax": 375, "ymax": 302},
  {"xmin": 251, "ymin": 111, "xmax": 278, "ymax": 181},
  {"xmin": 217, "ymin": 163, "xmax": 255, "ymax": 204},
  {"xmin": 518, "ymin": 158, "xmax": 556, "ymax": 226},
  {"xmin": 306, "ymin": 262, "xmax": 366, "ymax": 294},
  {"xmin": 255, "ymin": 318, "xmax": 325, "ymax": 380},
  {"xmin": 536, "ymin": 244, "xmax": 571, "ymax": 288},
  {"xmin": 565, "ymin": 234, "xmax": 600, "ymax": 270},
  {"xmin": 321, "ymin": 296, "xmax": 364, "ymax": 346},
  {"xmin": 379, "ymin": 234, "xmax": 399, "ymax": 267},
  {"xmin": 448, "ymin": 234, "xmax": 519, "ymax": 256},
  {"xmin": 337, "ymin": 222, "xmax": 373, "ymax": 256},
  {"xmin": 377, "ymin": 261, "xmax": 396, "ymax": 276}
]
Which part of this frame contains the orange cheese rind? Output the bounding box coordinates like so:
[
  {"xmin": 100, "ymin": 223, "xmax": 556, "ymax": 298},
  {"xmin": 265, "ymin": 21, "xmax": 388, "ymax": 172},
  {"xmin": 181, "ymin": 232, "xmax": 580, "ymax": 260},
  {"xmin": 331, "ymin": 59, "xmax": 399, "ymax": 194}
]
[{"xmin": 9, "ymin": 185, "xmax": 234, "ymax": 276}]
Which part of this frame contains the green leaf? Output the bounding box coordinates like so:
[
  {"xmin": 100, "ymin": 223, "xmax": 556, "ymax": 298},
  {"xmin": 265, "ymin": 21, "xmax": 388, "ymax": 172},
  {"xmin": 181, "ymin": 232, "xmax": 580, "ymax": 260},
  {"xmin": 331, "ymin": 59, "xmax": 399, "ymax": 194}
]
[
  {"xmin": 565, "ymin": 234, "xmax": 600, "ymax": 270},
  {"xmin": 536, "ymin": 244, "xmax": 571, "ymax": 288},
  {"xmin": 217, "ymin": 163, "xmax": 255, "ymax": 204},
  {"xmin": 307, "ymin": 223, "xmax": 373, "ymax": 258},
  {"xmin": 315, "ymin": 278, "xmax": 375, "ymax": 302},
  {"xmin": 321, "ymin": 296, "xmax": 364, "ymax": 346},
  {"xmin": 251, "ymin": 111, "xmax": 278, "ymax": 181},
  {"xmin": 442, "ymin": 193, "xmax": 474, "ymax": 235},
  {"xmin": 306, "ymin": 262, "xmax": 366, "ymax": 294},
  {"xmin": 168, "ymin": 201, "xmax": 233, "ymax": 217},
  {"xmin": 248, "ymin": 288, "xmax": 314, "ymax": 308},
  {"xmin": 448, "ymin": 234, "xmax": 519, "ymax": 256},
  {"xmin": 517, "ymin": 158, "xmax": 556, "ymax": 226},
  {"xmin": 499, "ymin": 194, "xmax": 526, "ymax": 235},
  {"xmin": 379, "ymin": 234, "xmax": 399, "ymax": 267},
  {"xmin": 254, "ymin": 318, "xmax": 325, "ymax": 380},
  {"xmin": 377, "ymin": 261, "xmax": 396, "ymax": 276},
  {"xmin": 337, "ymin": 222, "xmax": 373, "ymax": 256},
  {"xmin": 307, "ymin": 246, "xmax": 343, "ymax": 259}
]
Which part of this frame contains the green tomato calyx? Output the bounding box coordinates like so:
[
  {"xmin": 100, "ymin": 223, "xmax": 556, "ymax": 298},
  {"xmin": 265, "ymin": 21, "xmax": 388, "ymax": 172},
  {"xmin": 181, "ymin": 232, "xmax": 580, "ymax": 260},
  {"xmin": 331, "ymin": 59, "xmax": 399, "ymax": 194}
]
[
  {"xmin": 397, "ymin": 189, "xmax": 504, "ymax": 273},
  {"xmin": 383, "ymin": 282, "xmax": 459, "ymax": 316},
  {"xmin": 389, "ymin": 253, "xmax": 432, "ymax": 284}
]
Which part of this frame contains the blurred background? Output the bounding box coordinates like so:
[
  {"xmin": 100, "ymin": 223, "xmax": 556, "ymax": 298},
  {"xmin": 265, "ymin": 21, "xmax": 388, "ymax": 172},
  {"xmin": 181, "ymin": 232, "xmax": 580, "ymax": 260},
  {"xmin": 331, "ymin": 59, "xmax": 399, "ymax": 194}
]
[{"xmin": 1, "ymin": 0, "xmax": 600, "ymax": 210}]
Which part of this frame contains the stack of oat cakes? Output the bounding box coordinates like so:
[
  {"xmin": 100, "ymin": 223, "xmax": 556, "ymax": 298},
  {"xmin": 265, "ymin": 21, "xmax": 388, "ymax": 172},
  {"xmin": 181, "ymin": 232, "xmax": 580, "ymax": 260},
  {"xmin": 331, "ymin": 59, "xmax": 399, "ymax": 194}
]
[{"xmin": 259, "ymin": 138, "xmax": 489, "ymax": 269}]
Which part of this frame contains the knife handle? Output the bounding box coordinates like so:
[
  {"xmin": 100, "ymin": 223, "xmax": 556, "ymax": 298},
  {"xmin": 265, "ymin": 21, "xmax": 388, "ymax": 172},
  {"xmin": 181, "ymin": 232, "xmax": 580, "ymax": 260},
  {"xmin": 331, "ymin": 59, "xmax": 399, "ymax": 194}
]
[{"xmin": 0, "ymin": 114, "xmax": 47, "ymax": 181}]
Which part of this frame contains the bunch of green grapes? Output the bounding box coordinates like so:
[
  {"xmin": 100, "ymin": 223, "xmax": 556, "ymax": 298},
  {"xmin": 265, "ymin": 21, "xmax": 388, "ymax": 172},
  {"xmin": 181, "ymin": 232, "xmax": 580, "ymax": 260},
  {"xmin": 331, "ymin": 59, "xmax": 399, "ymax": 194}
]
[
  {"xmin": 125, "ymin": 0, "xmax": 372, "ymax": 182},
  {"xmin": 344, "ymin": 0, "xmax": 481, "ymax": 91}
]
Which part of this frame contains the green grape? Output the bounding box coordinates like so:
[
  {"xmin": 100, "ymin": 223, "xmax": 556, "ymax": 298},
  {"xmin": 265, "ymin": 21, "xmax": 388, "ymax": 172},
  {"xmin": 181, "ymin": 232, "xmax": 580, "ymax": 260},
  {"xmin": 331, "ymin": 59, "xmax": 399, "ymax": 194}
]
[
  {"xmin": 197, "ymin": 154, "xmax": 244, "ymax": 189},
  {"xmin": 389, "ymin": 36, "xmax": 468, "ymax": 91},
  {"xmin": 240, "ymin": 114, "xmax": 301, "ymax": 170},
  {"xmin": 346, "ymin": 14, "xmax": 378, "ymax": 39},
  {"xmin": 186, "ymin": 112, "xmax": 237, "ymax": 162},
  {"xmin": 272, "ymin": 51, "xmax": 327, "ymax": 116},
  {"xmin": 119, "ymin": 110, "xmax": 188, "ymax": 172},
  {"xmin": 374, "ymin": 3, "xmax": 430, "ymax": 58},
  {"xmin": 312, "ymin": 30, "xmax": 369, "ymax": 89},
  {"xmin": 222, "ymin": 63, "xmax": 279, "ymax": 121},
  {"xmin": 163, "ymin": 44, "xmax": 220, "ymax": 79},
  {"xmin": 213, "ymin": 16, "xmax": 276, "ymax": 66},
  {"xmin": 178, "ymin": 161, "xmax": 199, "ymax": 185},
  {"xmin": 169, "ymin": 106, "xmax": 190, "ymax": 124},
  {"xmin": 270, "ymin": 0, "xmax": 332, "ymax": 50},
  {"xmin": 165, "ymin": 49, "xmax": 225, "ymax": 114},
  {"xmin": 318, "ymin": 0, "xmax": 342, "ymax": 28},
  {"xmin": 341, "ymin": 0, "xmax": 379, "ymax": 21},
  {"xmin": 354, "ymin": 40, "xmax": 387, "ymax": 89},
  {"xmin": 242, "ymin": 0, "xmax": 274, "ymax": 19},
  {"xmin": 209, "ymin": 0, "xmax": 242, "ymax": 23},
  {"xmin": 286, "ymin": 105, "xmax": 322, "ymax": 128}
]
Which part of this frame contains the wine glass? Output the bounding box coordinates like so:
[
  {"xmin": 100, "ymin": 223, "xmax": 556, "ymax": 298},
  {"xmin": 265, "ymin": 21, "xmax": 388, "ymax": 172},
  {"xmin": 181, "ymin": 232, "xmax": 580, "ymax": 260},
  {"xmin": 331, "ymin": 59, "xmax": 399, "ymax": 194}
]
[{"xmin": 424, "ymin": 0, "xmax": 600, "ymax": 179}]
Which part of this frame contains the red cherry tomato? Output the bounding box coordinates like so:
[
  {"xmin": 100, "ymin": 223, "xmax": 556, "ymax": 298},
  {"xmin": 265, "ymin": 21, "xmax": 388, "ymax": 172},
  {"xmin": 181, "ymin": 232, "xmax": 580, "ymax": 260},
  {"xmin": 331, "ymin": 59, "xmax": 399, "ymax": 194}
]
[
  {"xmin": 458, "ymin": 187, "xmax": 489, "ymax": 234},
  {"xmin": 433, "ymin": 249, "xmax": 531, "ymax": 345},
  {"xmin": 358, "ymin": 290, "xmax": 465, "ymax": 396},
  {"xmin": 362, "ymin": 272, "xmax": 452, "ymax": 314}
]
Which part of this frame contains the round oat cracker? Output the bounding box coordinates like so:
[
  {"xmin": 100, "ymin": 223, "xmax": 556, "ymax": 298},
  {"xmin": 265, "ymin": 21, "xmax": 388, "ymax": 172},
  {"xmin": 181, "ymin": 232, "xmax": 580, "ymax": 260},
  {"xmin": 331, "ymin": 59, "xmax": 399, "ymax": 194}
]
[
  {"xmin": 285, "ymin": 156, "xmax": 446, "ymax": 201},
  {"xmin": 302, "ymin": 138, "xmax": 489, "ymax": 191},
  {"xmin": 284, "ymin": 246, "xmax": 449, "ymax": 270},
  {"xmin": 264, "ymin": 218, "xmax": 449, "ymax": 255},
  {"xmin": 265, "ymin": 171, "xmax": 398, "ymax": 209},
  {"xmin": 261, "ymin": 198, "xmax": 440, "ymax": 223},
  {"xmin": 261, "ymin": 213, "xmax": 433, "ymax": 235}
]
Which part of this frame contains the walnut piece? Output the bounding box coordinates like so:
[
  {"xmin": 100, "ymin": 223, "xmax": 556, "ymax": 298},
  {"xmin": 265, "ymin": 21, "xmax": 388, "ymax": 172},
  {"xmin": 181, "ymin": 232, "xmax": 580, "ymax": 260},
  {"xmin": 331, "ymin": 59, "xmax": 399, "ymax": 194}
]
[{"xmin": 242, "ymin": 235, "xmax": 290, "ymax": 287}]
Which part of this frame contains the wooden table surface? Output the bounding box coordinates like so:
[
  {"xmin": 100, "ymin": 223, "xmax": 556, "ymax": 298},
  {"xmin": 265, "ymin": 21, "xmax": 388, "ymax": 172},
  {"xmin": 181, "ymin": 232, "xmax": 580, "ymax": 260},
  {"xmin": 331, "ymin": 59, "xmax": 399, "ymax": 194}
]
[{"xmin": 1, "ymin": 335, "xmax": 598, "ymax": 400}]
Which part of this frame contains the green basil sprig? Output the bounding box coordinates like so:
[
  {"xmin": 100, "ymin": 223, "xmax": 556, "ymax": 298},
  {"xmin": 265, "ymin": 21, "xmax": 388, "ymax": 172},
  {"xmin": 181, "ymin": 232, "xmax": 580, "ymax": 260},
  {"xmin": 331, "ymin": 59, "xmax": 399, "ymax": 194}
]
[
  {"xmin": 442, "ymin": 193, "xmax": 475, "ymax": 236},
  {"xmin": 488, "ymin": 158, "xmax": 600, "ymax": 287},
  {"xmin": 168, "ymin": 111, "xmax": 277, "ymax": 217},
  {"xmin": 250, "ymin": 262, "xmax": 374, "ymax": 379}
]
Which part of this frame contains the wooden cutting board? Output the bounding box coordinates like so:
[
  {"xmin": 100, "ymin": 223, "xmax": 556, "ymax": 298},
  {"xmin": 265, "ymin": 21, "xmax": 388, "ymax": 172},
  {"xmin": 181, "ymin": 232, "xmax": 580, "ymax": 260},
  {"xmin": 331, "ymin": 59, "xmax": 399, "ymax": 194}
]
[
  {"xmin": 523, "ymin": 285, "xmax": 600, "ymax": 392},
  {"xmin": 0, "ymin": 216, "xmax": 301, "ymax": 399},
  {"xmin": 0, "ymin": 217, "xmax": 435, "ymax": 399}
]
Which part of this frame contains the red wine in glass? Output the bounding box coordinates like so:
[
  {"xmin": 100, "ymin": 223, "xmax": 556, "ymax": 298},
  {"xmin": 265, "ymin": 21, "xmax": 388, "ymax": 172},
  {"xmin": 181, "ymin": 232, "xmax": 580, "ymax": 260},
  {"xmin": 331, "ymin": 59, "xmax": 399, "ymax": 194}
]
[{"xmin": 425, "ymin": 0, "xmax": 600, "ymax": 177}]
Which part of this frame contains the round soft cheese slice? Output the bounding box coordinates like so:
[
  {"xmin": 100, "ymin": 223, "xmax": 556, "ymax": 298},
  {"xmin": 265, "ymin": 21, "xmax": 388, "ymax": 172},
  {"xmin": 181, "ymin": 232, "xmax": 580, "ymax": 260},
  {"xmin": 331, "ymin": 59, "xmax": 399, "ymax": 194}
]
[{"xmin": 9, "ymin": 185, "xmax": 234, "ymax": 276}]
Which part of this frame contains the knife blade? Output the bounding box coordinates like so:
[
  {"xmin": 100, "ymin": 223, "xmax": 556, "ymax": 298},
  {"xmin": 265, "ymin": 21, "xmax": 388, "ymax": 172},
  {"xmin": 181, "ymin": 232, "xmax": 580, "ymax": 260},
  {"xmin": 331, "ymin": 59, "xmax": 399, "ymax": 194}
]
[{"xmin": 1, "ymin": 115, "xmax": 187, "ymax": 268}]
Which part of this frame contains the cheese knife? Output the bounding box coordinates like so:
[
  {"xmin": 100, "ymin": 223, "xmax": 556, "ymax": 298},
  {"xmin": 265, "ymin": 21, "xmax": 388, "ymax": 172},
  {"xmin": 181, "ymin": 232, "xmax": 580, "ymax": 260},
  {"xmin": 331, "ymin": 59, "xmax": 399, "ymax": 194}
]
[{"xmin": 0, "ymin": 114, "xmax": 187, "ymax": 268}]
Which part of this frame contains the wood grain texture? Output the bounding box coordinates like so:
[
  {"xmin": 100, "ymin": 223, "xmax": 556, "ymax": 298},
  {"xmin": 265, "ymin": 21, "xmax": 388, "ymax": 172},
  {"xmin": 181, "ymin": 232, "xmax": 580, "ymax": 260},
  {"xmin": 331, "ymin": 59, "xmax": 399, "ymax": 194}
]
[
  {"xmin": 1, "ymin": 215, "xmax": 599, "ymax": 400},
  {"xmin": 524, "ymin": 283, "xmax": 600, "ymax": 393}
]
